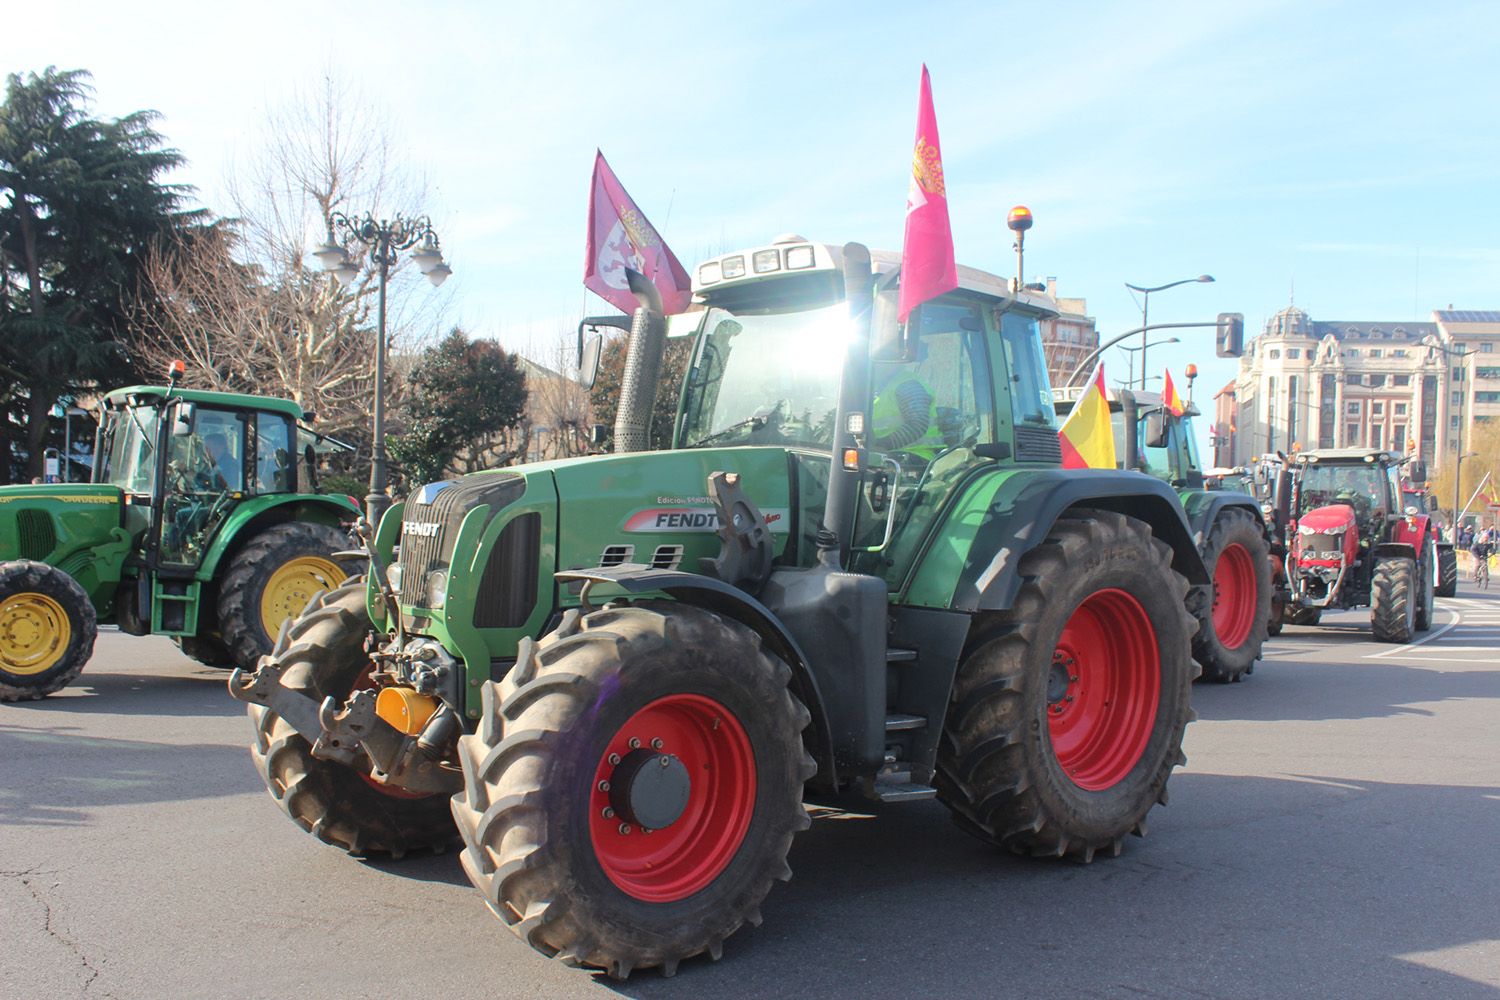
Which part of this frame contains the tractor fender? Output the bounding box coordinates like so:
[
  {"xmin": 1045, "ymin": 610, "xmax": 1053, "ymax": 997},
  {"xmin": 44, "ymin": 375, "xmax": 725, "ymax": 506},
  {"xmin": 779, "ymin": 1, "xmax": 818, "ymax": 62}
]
[
  {"xmin": 197, "ymin": 494, "xmax": 359, "ymax": 583},
  {"xmin": 1181, "ymin": 489, "xmax": 1266, "ymax": 546},
  {"xmin": 952, "ymin": 469, "xmax": 1209, "ymax": 613},
  {"xmin": 554, "ymin": 565, "xmax": 839, "ymax": 789},
  {"xmin": 1374, "ymin": 541, "xmax": 1419, "ymax": 561}
]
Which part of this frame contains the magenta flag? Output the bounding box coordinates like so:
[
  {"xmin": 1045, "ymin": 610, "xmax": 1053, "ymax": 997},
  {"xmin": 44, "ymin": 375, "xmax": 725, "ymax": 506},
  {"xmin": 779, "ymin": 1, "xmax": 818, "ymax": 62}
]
[
  {"xmin": 897, "ymin": 66, "xmax": 958, "ymax": 323},
  {"xmin": 584, "ymin": 151, "xmax": 692, "ymax": 315}
]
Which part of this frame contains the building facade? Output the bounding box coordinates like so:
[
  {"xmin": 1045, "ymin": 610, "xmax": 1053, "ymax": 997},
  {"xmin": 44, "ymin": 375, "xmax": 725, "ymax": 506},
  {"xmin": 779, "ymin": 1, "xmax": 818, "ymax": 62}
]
[
  {"xmin": 1223, "ymin": 306, "xmax": 1499, "ymax": 472},
  {"xmin": 1038, "ymin": 278, "xmax": 1098, "ymax": 388}
]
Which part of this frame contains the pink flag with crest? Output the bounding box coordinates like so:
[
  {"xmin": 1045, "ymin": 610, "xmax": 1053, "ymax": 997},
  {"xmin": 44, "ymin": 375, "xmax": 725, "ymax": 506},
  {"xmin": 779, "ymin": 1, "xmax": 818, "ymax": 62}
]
[
  {"xmin": 898, "ymin": 66, "xmax": 958, "ymax": 323},
  {"xmin": 584, "ymin": 151, "xmax": 691, "ymax": 315}
]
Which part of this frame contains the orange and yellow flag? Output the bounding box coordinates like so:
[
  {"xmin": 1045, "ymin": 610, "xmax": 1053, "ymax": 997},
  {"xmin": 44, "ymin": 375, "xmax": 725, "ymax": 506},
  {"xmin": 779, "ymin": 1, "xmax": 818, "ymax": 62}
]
[
  {"xmin": 1163, "ymin": 368, "xmax": 1186, "ymax": 416},
  {"xmin": 1059, "ymin": 363, "xmax": 1116, "ymax": 469}
]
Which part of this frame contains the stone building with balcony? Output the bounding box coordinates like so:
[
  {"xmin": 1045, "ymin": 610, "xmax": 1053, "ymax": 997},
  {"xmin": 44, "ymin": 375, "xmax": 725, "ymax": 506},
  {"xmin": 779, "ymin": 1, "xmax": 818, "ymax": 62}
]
[
  {"xmin": 1037, "ymin": 278, "xmax": 1098, "ymax": 388},
  {"xmin": 1222, "ymin": 306, "xmax": 1498, "ymax": 473}
]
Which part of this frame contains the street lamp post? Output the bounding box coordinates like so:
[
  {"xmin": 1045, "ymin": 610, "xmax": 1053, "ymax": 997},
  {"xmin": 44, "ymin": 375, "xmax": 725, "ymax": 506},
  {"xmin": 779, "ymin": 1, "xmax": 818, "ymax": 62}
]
[
  {"xmin": 1125, "ymin": 275, "xmax": 1214, "ymax": 388},
  {"xmin": 314, "ymin": 213, "xmax": 451, "ymax": 525},
  {"xmin": 1118, "ymin": 336, "xmax": 1180, "ymax": 389}
]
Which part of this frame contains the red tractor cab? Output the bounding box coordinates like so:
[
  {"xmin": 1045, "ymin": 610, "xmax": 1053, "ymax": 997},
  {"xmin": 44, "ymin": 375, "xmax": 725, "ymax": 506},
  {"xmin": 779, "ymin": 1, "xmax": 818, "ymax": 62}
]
[{"xmin": 1284, "ymin": 449, "xmax": 1436, "ymax": 642}]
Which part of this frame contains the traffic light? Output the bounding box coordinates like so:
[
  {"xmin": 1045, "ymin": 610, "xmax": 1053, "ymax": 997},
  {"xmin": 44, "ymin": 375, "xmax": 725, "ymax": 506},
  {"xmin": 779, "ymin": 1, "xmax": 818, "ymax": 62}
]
[{"xmin": 1216, "ymin": 312, "xmax": 1244, "ymax": 357}]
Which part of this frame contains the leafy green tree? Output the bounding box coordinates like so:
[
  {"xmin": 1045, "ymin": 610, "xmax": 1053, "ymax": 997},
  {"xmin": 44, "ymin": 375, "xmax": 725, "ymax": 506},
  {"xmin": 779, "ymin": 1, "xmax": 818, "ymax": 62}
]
[
  {"xmin": 0, "ymin": 67, "xmax": 200, "ymax": 481},
  {"xmin": 388, "ymin": 329, "xmax": 529, "ymax": 486},
  {"xmin": 588, "ymin": 333, "xmax": 693, "ymax": 451}
]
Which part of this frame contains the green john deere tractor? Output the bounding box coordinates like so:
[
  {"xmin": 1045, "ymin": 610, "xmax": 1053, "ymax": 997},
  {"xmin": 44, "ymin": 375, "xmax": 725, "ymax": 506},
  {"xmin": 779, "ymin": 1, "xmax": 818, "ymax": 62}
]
[
  {"xmin": 1052, "ymin": 386, "xmax": 1273, "ymax": 682},
  {"xmin": 0, "ymin": 374, "xmax": 360, "ymax": 701},
  {"xmin": 232, "ymin": 237, "xmax": 1210, "ymax": 977}
]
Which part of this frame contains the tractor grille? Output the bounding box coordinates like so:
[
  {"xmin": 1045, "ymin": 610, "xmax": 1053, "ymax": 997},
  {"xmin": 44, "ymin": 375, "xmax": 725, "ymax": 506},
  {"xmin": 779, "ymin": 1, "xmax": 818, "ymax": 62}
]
[
  {"xmin": 16, "ymin": 510, "xmax": 57, "ymax": 560},
  {"xmin": 474, "ymin": 512, "xmax": 541, "ymax": 628},
  {"xmin": 398, "ymin": 473, "xmax": 526, "ymax": 595},
  {"xmin": 1014, "ymin": 424, "xmax": 1064, "ymax": 464}
]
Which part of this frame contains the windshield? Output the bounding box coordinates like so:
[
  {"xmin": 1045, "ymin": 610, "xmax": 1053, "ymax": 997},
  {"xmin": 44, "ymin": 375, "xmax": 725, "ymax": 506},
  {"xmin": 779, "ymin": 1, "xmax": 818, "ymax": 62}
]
[
  {"xmin": 677, "ymin": 303, "xmax": 846, "ymax": 450},
  {"xmin": 1299, "ymin": 463, "xmax": 1385, "ymax": 514},
  {"xmin": 998, "ymin": 310, "xmax": 1055, "ymax": 428},
  {"xmin": 99, "ymin": 406, "xmax": 158, "ymax": 493}
]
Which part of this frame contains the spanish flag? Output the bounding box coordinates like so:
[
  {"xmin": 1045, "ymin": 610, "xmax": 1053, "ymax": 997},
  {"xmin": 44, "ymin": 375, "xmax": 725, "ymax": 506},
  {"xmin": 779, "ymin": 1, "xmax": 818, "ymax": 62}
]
[
  {"xmin": 1059, "ymin": 363, "xmax": 1116, "ymax": 469},
  {"xmin": 1163, "ymin": 368, "xmax": 1186, "ymax": 416}
]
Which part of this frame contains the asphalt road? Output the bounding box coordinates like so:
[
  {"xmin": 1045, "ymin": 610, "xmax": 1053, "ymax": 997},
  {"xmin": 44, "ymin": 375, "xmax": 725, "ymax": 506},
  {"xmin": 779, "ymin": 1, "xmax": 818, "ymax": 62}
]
[{"xmin": 3, "ymin": 584, "xmax": 1498, "ymax": 1000}]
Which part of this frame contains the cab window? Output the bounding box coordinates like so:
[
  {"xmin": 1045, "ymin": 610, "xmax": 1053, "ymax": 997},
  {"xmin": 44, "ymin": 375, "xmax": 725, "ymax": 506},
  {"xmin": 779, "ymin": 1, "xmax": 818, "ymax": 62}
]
[{"xmin": 256, "ymin": 415, "xmax": 295, "ymax": 494}]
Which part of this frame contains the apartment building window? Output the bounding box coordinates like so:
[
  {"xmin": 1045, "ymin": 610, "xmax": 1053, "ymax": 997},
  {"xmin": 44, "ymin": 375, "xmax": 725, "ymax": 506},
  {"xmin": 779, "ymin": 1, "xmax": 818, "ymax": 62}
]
[
  {"xmin": 1347, "ymin": 424, "xmax": 1361, "ymax": 445},
  {"xmin": 1454, "ymin": 367, "xmax": 1465, "ymax": 381},
  {"xmin": 1477, "ymin": 367, "xmax": 1500, "ymax": 380},
  {"xmin": 1477, "ymin": 392, "xmax": 1500, "ymax": 403},
  {"xmin": 1452, "ymin": 391, "xmax": 1463, "ymax": 405},
  {"xmin": 1394, "ymin": 402, "xmax": 1407, "ymax": 416},
  {"xmin": 1346, "ymin": 349, "xmax": 1360, "ymax": 357},
  {"xmin": 1269, "ymin": 349, "xmax": 1281, "ymax": 359},
  {"xmin": 1370, "ymin": 348, "xmax": 1383, "ymax": 358},
  {"xmin": 1287, "ymin": 349, "xmax": 1301, "ymax": 359},
  {"xmin": 1346, "ymin": 374, "xmax": 1362, "ymax": 386},
  {"xmin": 1346, "ymin": 401, "xmax": 1361, "ymax": 415},
  {"xmin": 1392, "ymin": 349, "xmax": 1407, "ymax": 357},
  {"xmin": 1482, "ymin": 343, "xmax": 1494, "ymax": 353},
  {"xmin": 1372, "ymin": 426, "xmax": 1384, "ymax": 448},
  {"xmin": 1394, "ymin": 374, "xmax": 1410, "ymax": 386},
  {"xmin": 1451, "ymin": 417, "xmax": 1461, "ymax": 428},
  {"xmin": 1372, "ymin": 402, "xmax": 1384, "ymax": 416},
  {"xmin": 1368, "ymin": 373, "xmax": 1386, "ymax": 387},
  {"xmin": 1394, "ymin": 423, "xmax": 1407, "ymax": 448}
]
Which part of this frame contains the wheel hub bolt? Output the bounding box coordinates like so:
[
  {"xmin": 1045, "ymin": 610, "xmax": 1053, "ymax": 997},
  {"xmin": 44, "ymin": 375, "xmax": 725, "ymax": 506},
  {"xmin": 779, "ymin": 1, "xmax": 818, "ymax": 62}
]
[
  {"xmin": 597, "ymin": 780, "xmax": 611, "ymax": 792},
  {"xmin": 650, "ymin": 738, "xmax": 664, "ymax": 750},
  {"xmin": 618, "ymin": 823, "xmax": 631, "ymax": 835},
  {"xmin": 602, "ymin": 806, "xmax": 615, "ymax": 819},
  {"xmin": 607, "ymin": 753, "xmax": 621, "ymax": 765},
  {"xmin": 628, "ymin": 737, "xmax": 641, "ymax": 749}
]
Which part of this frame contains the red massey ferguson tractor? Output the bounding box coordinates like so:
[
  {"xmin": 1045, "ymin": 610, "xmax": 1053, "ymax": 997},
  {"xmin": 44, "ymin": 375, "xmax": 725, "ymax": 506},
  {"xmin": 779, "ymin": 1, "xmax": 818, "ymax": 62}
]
[{"xmin": 1283, "ymin": 449, "xmax": 1437, "ymax": 642}]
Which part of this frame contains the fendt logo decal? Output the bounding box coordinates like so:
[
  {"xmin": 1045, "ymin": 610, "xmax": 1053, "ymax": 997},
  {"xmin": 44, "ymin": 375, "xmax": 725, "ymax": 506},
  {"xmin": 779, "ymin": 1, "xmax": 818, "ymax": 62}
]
[
  {"xmin": 403, "ymin": 521, "xmax": 441, "ymax": 538},
  {"xmin": 622, "ymin": 507, "xmax": 790, "ymax": 534}
]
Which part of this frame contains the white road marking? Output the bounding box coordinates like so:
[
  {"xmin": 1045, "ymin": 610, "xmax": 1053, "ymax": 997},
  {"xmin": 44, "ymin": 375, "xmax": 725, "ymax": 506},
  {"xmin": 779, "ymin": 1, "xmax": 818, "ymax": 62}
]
[{"xmin": 1364, "ymin": 608, "xmax": 1464, "ymax": 659}]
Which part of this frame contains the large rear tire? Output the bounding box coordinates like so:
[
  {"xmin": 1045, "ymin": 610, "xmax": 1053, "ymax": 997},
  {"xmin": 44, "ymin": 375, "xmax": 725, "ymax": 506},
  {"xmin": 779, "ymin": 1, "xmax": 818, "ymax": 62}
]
[
  {"xmin": 246, "ymin": 577, "xmax": 456, "ymax": 857},
  {"xmin": 934, "ymin": 510, "xmax": 1197, "ymax": 862},
  {"xmin": 1435, "ymin": 544, "xmax": 1458, "ymax": 598},
  {"xmin": 451, "ymin": 601, "xmax": 814, "ymax": 978},
  {"xmin": 0, "ymin": 561, "xmax": 97, "ymax": 702},
  {"xmin": 219, "ymin": 521, "xmax": 351, "ymax": 669},
  {"xmin": 1193, "ymin": 508, "xmax": 1272, "ymax": 683},
  {"xmin": 1371, "ymin": 555, "xmax": 1416, "ymax": 643}
]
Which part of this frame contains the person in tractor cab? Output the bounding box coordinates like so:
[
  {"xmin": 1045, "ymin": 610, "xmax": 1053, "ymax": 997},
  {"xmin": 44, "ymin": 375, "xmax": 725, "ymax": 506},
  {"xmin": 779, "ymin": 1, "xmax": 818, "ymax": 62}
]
[
  {"xmin": 872, "ymin": 357, "xmax": 943, "ymax": 461},
  {"xmin": 203, "ymin": 432, "xmax": 240, "ymax": 491}
]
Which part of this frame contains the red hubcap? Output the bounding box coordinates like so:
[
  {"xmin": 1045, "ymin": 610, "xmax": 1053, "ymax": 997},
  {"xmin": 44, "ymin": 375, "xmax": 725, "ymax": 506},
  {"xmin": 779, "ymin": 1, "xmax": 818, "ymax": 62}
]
[
  {"xmin": 1211, "ymin": 542, "xmax": 1258, "ymax": 651},
  {"xmin": 1046, "ymin": 589, "xmax": 1160, "ymax": 791},
  {"xmin": 590, "ymin": 694, "xmax": 756, "ymax": 903}
]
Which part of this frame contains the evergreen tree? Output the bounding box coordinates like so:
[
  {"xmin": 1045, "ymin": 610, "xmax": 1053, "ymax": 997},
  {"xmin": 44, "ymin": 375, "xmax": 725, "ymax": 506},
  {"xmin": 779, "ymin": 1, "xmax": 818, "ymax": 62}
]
[{"xmin": 0, "ymin": 67, "xmax": 201, "ymax": 481}]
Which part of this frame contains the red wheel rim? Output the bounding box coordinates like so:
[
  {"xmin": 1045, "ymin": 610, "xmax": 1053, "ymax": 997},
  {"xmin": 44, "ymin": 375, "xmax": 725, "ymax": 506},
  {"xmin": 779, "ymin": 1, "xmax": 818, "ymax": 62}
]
[
  {"xmin": 589, "ymin": 694, "xmax": 756, "ymax": 903},
  {"xmin": 1046, "ymin": 588, "xmax": 1160, "ymax": 792},
  {"xmin": 1211, "ymin": 542, "xmax": 1258, "ymax": 651}
]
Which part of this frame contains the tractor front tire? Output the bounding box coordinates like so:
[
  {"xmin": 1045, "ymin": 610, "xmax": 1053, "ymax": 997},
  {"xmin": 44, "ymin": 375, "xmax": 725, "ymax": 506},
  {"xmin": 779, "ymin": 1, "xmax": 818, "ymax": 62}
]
[
  {"xmin": 1436, "ymin": 544, "xmax": 1458, "ymax": 598},
  {"xmin": 1194, "ymin": 509, "xmax": 1272, "ymax": 683},
  {"xmin": 220, "ymin": 521, "xmax": 350, "ymax": 668},
  {"xmin": 934, "ymin": 510, "xmax": 1197, "ymax": 863},
  {"xmin": 1284, "ymin": 606, "xmax": 1322, "ymax": 627},
  {"xmin": 1413, "ymin": 540, "xmax": 1437, "ymax": 633},
  {"xmin": 247, "ymin": 577, "xmax": 456, "ymax": 857},
  {"xmin": 452, "ymin": 601, "xmax": 815, "ymax": 978},
  {"xmin": 1371, "ymin": 555, "xmax": 1417, "ymax": 643},
  {"xmin": 0, "ymin": 561, "xmax": 97, "ymax": 702}
]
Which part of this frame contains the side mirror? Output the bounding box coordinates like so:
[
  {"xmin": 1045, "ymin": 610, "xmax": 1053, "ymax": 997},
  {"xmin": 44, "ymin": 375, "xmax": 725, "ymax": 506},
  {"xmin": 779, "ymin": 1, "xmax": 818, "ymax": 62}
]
[
  {"xmin": 172, "ymin": 402, "xmax": 195, "ymax": 437},
  {"xmin": 303, "ymin": 443, "xmax": 320, "ymax": 493},
  {"xmin": 1216, "ymin": 312, "xmax": 1245, "ymax": 358},
  {"xmin": 1144, "ymin": 409, "xmax": 1169, "ymax": 449},
  {"xmin": 576, "ymin": 315, "xmax": 630, "ymax": 389},
  {"xmin": 578, "ymin": 333, "xmax": 603, "ymax": 390}
]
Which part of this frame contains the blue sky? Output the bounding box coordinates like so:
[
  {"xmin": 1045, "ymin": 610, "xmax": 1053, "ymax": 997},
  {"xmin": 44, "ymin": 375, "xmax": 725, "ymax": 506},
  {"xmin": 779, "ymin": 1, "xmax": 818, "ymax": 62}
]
[{"xmin": 9, "ymin": 0, "xmax": 1500, "ymax": 449}]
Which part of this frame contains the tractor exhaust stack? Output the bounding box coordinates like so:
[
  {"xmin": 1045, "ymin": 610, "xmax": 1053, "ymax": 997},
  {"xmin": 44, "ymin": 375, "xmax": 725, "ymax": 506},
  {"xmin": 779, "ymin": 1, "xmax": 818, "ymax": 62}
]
[{"xmin": 613, "ymin": 269, "xmax": 666, "ymax": 453}]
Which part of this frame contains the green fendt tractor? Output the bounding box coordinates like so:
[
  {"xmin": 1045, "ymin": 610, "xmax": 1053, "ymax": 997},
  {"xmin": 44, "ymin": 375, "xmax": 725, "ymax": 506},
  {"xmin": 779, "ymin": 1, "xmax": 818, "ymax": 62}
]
[
  {"xmin": 0, "ymin": 370, "xmax": 360, "ymax": 701},
  {"xmin": 1053, "ymin": 387, "xmax": 1273, "ymax": 682},
  {"xmin": 233, "ymin": 237, "xmax": 1209, "ymax": 977}
]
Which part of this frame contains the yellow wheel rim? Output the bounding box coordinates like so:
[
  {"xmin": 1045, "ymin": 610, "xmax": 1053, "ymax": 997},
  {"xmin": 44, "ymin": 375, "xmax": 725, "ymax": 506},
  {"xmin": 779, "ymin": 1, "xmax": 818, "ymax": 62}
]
[
  {"xmin": 0, "ymin": 592, "xmax": 72, "ymax": 676},
  {"xmin": 260, "ymin": 556, "xmax": 347, "ymax": 636}
]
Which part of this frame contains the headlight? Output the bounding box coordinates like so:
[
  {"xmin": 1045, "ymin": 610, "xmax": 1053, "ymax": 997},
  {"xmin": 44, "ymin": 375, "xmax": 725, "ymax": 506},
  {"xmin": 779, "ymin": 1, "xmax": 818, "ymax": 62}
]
[
  {"xmin": 387, "ymin": 563, "xmax": 403, "ymax": 595},
  {"xmin": 1298, "ymin": 525, "xmax": 1316, "ymax": 535},
  {"xmin": 1324, "ymin": 526, "xmax": 1346, "ymax": 536},
  {"xmin": 425, "ymin": 570, "xmax": 447, "ymax": 609}
]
